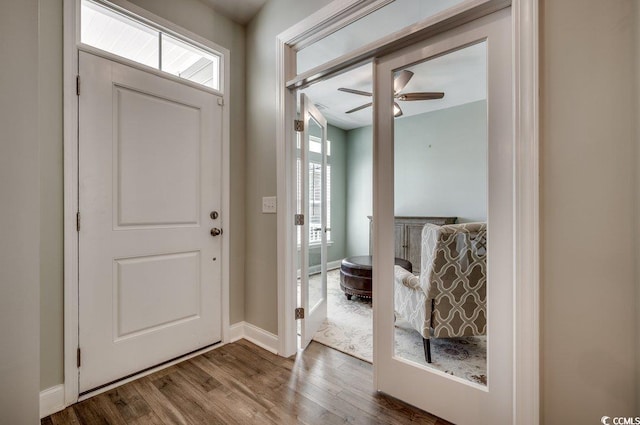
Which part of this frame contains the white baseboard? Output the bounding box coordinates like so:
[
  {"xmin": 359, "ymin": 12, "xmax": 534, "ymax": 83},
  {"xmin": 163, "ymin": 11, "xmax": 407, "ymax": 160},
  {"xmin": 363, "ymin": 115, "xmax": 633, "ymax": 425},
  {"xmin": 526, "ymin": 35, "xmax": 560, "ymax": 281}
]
[
  {"xmin": 228, "ymin": 321, "xmax": 279, "ymax": 354},
  {"xmin": 229, "ymin": 321, "xmax": 245, "ymax": 342},
  {"xmin": 40, "ymin": 384, "xmax": 65, "ymax": 419},
  {"xmin": 299, "ymin": 258, "xmax": 344, "ymax": 278}
]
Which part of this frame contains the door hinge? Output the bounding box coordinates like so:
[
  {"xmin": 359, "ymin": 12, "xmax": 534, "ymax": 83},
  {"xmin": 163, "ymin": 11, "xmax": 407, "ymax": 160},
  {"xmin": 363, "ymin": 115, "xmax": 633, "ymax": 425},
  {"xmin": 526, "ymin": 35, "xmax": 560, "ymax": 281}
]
[
  {"xmin": 294, "ymin": 120, "xmax": 304, "ymax": 132},
  {"xmin": 294, "ymin": 214, "xmax": 304, "ymax": 226},
  {"xmin": 76, "ymin": 75, "xmax": 80, "ymax": 96},
  {"xmin": 295, "ymin": 307, "xmax": 305, "ymax": 320},
  {"xmin": 77, "ymin": 347, "xmax": 81, "ymax": 368},
  {"xmin": 76, "ymin": 212, "xmax": 81, "ymax": 231}
]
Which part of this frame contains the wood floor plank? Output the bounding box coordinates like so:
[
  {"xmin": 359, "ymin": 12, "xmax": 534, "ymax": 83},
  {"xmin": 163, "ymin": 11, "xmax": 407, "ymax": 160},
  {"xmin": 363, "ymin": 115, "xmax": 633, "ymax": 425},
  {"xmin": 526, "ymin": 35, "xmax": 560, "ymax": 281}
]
[
  {"xmin": 132, "ymin": 376, "xmax": 190, "ymax": 425},
  {"xmin": 175, "ymin": 359, "xmax": 222, "ymax": 393},
  {"xmin": 151, "ymin": 371, "xmax": 229, "ymax": 424},
  {"xmin": 42, "ymin": 340, "xmax": 446, "ymax": 425},
  {"xmin": 106, "ymin": 384, "xmax": 153, "ymax": 422},
  {"xmin": 48, "ymin": 406, "xmax": 82, "ymax": 425},
  {"xmin": 40, "ymin": 417, "xmax": 54, "ymax": 425},
  {"xmin": 71, "ymin": 395, "xmax": 126, "ymax": 425}
]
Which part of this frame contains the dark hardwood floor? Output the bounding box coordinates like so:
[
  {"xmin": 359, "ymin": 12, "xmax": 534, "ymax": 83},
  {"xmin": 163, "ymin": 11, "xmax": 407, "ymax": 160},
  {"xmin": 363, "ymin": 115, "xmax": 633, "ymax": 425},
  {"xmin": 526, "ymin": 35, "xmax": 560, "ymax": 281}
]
[{"xmin": 43, "ymin": 340, "xmax": 450, "ymax": 424}]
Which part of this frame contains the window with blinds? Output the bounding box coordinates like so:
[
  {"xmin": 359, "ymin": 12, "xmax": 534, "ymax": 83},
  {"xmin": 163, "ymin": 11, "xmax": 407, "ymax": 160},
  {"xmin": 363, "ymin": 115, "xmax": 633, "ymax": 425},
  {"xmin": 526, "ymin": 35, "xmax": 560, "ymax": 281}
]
[{"xmin": 297, "ymin": 137, "xmax": 331, "ymax": 246}]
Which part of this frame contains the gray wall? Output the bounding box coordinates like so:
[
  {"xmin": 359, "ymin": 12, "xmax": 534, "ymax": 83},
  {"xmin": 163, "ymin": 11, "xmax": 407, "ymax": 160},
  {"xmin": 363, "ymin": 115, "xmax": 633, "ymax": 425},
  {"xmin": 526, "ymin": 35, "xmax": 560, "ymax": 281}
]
[
  {"xmin": 245, "ymin": 0, "xmax": 333, "ymax": 334},
  {"xmin": 38, "ymin": 0, "xmax": 247, "ymax": 391},
  {"xmin": 39, "ymin": 0, "xmax": 64, "ymax": 391},
  {"xmin": 0, "ymin": 0, "xmax": 41, "ymax": 422},
  {"xmin": 541, "ymin": 0, "xmax": 638, "ymax": 421},
  {"xmin": 346, "ymin": 101, "xmax": 487, "ymax": 256}
]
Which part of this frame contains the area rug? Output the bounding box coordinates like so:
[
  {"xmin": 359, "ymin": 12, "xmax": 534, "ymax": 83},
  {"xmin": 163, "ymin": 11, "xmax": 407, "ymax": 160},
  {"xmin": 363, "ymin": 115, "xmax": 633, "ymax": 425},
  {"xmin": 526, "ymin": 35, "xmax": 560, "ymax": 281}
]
[{"xmin": 312, "ymin": 269, "xmax": 487, "ymax": 386}]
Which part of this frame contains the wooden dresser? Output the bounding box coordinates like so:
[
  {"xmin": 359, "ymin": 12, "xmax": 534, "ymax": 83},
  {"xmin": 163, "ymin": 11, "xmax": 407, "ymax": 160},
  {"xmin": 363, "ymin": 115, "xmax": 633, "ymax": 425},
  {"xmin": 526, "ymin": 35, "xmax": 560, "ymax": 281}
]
[{"xmin": 368, "ymin": 216, "xmax": 457, "ymax": 274}]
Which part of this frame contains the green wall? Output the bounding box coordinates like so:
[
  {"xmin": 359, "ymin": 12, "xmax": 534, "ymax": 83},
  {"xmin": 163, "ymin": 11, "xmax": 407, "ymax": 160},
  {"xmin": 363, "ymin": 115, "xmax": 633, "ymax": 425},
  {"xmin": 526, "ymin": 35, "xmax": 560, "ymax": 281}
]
[
  {"xmin": 307, "ymin": 124, "xmax": 348, "ymax": 268},
  {"xmin": 345, "ymin": 100, "xmax": 488, "ymax": 257},
  {"xmin": 345, "ymin": 124, "xmax": 373, "ymax": 257}
]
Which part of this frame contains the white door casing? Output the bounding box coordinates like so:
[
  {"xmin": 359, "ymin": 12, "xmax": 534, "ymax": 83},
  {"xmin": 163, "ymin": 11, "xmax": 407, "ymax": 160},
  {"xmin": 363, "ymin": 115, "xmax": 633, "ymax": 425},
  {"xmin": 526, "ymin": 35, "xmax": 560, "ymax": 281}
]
[
  {"xmin": 299, "ymin": 93, "xmax": 329, "ymax": 349},
  {"xmin": 78, "ymin": 51, "xmax": 223, "ymax": 392},
  {"xmin": 373, "ymin": 8, "xmax": 513, "ymax": 424}
]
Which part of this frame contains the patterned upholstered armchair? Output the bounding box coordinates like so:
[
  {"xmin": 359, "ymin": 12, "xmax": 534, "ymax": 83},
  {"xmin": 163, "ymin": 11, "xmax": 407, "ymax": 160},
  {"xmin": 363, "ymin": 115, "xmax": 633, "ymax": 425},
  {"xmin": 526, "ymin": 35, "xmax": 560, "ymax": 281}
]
[{"xmin": 394, "ymin": 222, "xmax": 487, "ymax": 363}]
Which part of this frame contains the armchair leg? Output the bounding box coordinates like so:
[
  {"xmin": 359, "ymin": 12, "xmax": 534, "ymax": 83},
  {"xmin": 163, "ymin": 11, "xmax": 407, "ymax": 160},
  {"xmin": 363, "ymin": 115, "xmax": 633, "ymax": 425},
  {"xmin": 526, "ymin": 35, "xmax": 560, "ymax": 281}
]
[{"xmin": 422, "ymin": 338, "xmax": 432, "ymax": 363}]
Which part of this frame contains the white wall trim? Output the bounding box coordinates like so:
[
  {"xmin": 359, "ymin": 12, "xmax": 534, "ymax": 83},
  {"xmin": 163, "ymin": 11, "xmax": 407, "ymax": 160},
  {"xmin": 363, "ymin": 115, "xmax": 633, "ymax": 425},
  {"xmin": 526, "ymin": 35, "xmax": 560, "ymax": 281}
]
[
  {"xmin": 512, "ymin": 0, "xmax": 540, "ymax": 423},
  {"xmin": 229, "ymin": 322, "xmax": 279, "ymax": 354},
  {"xmin": 63, "ymin": 0, "xmax": 232, "ymax": 404},
  {"xmin": 229, "ymin": 322, "xmax": 245, "ymax": 342},
  {"xmin": 40, "ymin": 385, "xmax": 66, "ymax": 419},
  {"xmin": 306, "ymin": 259, "xmax": 342, "ymax": 276},
  {"xmin": 62, "ymin": 0, "xmax": 80, "ymax": 406}
]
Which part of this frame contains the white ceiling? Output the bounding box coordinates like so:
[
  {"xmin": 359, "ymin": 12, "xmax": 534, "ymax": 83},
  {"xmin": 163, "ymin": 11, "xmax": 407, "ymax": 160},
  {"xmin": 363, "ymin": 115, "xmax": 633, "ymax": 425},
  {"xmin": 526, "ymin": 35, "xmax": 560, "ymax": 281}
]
[
  {"xmin": 300, "ymin": 41, "xmax": 487, "ymax": 131},
  {"xmin": 196, "ymin": 0, "xmax": 487, "ymax": 130},
  {"xmin": 201, "ymin": 0, "xmax": 267, "ymax": 25}
]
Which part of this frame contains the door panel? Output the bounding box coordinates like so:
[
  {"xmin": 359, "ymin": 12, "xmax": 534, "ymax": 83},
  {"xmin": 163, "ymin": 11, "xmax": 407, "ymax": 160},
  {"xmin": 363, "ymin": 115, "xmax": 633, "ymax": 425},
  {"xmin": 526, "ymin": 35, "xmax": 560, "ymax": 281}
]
[
  {"xmin": 373, "ymin": 9, "xmax": 512, "ymax": 424},
  {"xmin": 299, "ymin": 93, "xmax": 328, "ymax": 349},
  {"xmin": 78, "ymin": 51, "xmax": 223, "ymax": 392},
  {"xmin": 114, "ymin": 251, "xmax": 201, "ymax": 339},
  {"xmin": 115, "ymin": 86, "xmax": 200, "ymax": 227}
]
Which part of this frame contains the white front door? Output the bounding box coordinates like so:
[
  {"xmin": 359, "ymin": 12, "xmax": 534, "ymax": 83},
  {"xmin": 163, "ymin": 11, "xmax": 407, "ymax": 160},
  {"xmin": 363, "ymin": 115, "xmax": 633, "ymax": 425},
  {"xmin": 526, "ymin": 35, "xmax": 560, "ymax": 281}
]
[
  {"xmin": 299, "ymin": 94, "xmax": 329, "ymax": 349},
  {"xmin": 373, "ymin": 9, "xmax": 513, "ymax": 424},
  {"xmin": 78, "ymin": 51, "xmax": 223, "ymax": 393}
]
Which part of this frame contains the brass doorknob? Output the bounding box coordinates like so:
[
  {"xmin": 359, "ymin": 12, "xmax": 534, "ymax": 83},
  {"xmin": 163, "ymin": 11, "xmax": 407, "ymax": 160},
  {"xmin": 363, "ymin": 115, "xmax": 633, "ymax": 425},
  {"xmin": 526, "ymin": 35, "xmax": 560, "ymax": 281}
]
[{"xmin": 210, "ymin": 228, "xmax": 223, "ymax": 237}]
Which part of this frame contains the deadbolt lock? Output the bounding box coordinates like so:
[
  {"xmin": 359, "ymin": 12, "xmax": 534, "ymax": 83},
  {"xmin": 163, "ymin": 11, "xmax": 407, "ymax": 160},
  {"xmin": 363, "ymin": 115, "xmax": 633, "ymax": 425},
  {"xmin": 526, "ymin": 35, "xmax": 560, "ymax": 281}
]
[
  {"xmin": 210, "ymin": 228, "xmax": 223, "ymax": 237},
  {"xmin": 210, "ymin": 211, "xmax": 219, "ymax": 220}
]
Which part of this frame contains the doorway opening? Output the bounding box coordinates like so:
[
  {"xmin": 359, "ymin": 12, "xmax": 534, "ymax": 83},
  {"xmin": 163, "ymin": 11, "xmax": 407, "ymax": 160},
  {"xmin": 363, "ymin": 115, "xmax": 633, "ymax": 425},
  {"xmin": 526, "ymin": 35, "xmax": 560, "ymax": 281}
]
[
  {"xmin": 295, "ymin": 42, "xmax": 490, "ymax": 386},
  {"xmin": 277, "ymin": 0, "xmax": 539, "ymax": 422},
  {"xmin": 296, "ymin": 63, "xmax": 375, "ymax": 360}
]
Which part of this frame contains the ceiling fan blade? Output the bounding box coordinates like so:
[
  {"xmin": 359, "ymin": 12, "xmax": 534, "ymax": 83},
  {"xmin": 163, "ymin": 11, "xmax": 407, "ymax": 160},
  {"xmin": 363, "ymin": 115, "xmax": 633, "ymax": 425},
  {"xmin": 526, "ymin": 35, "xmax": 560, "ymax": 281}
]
[
  {"xmin": 397, "ymin": 92, "xmax": 445, "ymax": 101},
  {"xmin": 393, "ymin": 102, "xmax": 403, "ymax": 117},
  {"xmin": 345, "ymin": 102, "xmax": 373, "ymax": 114},
  {"xmin": 338, "ymin": 87, "xmax": 373, "ymax": 97},
  {"xmin": 393, "ymin": 70, "xmax": 414, "ymax": 94}
]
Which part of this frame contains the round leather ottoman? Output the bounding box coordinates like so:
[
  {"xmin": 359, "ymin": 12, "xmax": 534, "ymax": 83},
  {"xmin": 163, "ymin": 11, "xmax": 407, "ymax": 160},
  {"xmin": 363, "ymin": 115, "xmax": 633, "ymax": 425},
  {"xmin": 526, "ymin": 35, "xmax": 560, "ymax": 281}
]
[{"xmin": 340, "ymin": 255, "xmax": 412, "ymax": 300}]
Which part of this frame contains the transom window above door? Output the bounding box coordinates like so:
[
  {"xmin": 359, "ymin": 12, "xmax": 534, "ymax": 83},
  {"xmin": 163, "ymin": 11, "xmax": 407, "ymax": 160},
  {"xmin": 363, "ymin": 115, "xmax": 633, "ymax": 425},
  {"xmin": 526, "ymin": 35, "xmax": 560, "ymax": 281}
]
[{"xmin": 81, "ymin": 0, "xmax": 221, "ymax": 91}]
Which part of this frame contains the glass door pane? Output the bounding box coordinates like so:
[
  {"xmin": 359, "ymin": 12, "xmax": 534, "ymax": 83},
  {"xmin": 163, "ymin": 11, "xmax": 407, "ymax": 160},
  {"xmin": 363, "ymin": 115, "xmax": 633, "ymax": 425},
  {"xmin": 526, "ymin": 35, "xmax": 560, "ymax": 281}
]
[
  {"xmin": 392, "ymin": 42, "xmax": 488, "ymax": 384},
  {"xmin": 373, "ymin": 8, "xmax": 513, "ymax": 423},
  {"xmin": 299, "ymin": 94, "xmax": 329, "ymax": 349}
]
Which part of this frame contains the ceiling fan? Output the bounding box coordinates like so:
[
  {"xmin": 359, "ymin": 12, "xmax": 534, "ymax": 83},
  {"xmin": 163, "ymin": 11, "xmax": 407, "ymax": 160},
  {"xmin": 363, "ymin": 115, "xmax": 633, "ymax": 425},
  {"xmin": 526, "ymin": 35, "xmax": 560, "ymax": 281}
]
[{"xmin": 338, "ymin": 70, "xmax": 444, "ymax": 117}]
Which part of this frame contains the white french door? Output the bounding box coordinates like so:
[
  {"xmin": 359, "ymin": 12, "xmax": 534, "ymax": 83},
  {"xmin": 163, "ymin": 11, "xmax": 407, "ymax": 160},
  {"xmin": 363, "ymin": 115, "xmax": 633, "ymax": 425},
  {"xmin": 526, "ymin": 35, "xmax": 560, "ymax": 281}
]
[
  {"xmin": 298, "ymin": 93, "xmax": 329, "ymax": 349},
  {"xmin": 78, "ymin": 51, "xmax": 223, "ymax": 392},
  {"xmin": 373, "ymin": 8, "xmax": 513, "ymax": 424}
]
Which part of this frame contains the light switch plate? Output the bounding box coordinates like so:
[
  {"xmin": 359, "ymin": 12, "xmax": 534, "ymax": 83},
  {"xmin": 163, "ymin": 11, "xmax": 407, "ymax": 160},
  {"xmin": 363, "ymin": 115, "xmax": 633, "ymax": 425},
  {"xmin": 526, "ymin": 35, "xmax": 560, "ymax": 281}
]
[{"xmin": 262, "ymin": 196, "xmax": 277, "ymax": 213}]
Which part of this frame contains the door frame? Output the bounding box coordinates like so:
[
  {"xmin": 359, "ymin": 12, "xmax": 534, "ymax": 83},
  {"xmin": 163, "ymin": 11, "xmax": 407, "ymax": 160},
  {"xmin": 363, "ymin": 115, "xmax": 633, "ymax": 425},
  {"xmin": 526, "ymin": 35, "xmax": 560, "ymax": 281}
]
[
  {"xmin": 276, "ymin": 0, "xmax": 539, "ymax": 423},
  {"xmin": 63, "ymin": 0, "xmax": 231, "ymax": 405}
]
